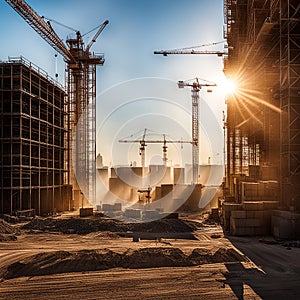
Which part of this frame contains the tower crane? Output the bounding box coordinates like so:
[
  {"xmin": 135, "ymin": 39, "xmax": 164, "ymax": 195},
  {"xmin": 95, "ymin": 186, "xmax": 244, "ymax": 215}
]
[
  {"xmin": 5, "ymin": 0, "xmax": 109, "ymax": 204},
  {"xmin": 119, "ymin": 131, "xmax": 192, "ymax": 167},
  {"xmin": 178, "ymin": 78, "xmax": 217, "ymax": 184},
  {"xmin": 154, "ymin": 43, "xmax": 221, "ymax": 184}
]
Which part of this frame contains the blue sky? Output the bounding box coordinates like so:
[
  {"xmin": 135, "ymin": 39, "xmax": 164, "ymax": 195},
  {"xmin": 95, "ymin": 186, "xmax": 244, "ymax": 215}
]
[{"xmin": 1, "ymin": 0, "xmax": 227, "ymax": 166}]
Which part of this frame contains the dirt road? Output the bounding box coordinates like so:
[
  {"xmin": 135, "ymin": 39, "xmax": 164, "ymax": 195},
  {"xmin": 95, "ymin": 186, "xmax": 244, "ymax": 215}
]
[{"xmin": 0, "ymin": 216, "xmax": 299, "ymax": 299}]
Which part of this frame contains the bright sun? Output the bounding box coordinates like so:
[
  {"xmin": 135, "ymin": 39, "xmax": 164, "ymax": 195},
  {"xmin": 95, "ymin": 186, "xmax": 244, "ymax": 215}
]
[
  {"xmin": 225, "ymin": 79, "xmax": 236, "ymax": 94},
  {"xmin": 218, "ymin": 77, "xmax": 237, "ymax": 95}
]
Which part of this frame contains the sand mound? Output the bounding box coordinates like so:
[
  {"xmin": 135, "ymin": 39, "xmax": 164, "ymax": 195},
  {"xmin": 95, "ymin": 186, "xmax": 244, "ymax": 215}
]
[
  {"xmin": 189, "ymin": 247, "xmax": 246, "ymax": 265},
  {"xmin": 0, "ymin": 246, "xmax": 246, "ymax": 279},
  {"xmin": 22, "ymin": 217, "xmax": 197, "ymax": 234},
  {"xmin": 84, "ymin": 231, "xmax": 120, "ymax": 239},
  {"xmin": 1, "ymin": 249, "xmax": 122, "ymax": 279},
  {"xmin": 122, "ymin": 247, "xmax": 191, "ymax": 269},
  {"xmin": 0, "ymin": 233, "xmax": 17, "ymax": 242}
]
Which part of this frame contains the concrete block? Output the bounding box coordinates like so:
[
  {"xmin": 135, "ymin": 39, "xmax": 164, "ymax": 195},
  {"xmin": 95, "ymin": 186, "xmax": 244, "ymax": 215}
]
[
  {"xmin": 224, "ymin": 195, "xmax": 236, "ymax": 203},
  {"xmin": 154, "ymin": 186, "xmax": 162, "ymax": 200},
  {"xmin": 260, "ymin": 166, "xmax": 278, "ymax": 181},
  {"xmin": 231, "ymin": 210, "xmax": 246, "ymax": 219},
  {"xmin": 232, "ymin": 218, "xmax": 261, "ymax": 228},
  {"xmin": 143, "ymin": 210, "xmax": 159, "ymax": 220},
  {"xmin": 272, "ymin": 210, "xmax": 300, "ymax": 239},
  {"xmin": 114, "ymin": 203, "xmax": 122, "ymax": 211},
  {"xmin": 263, "ymin": 201, "xmax": 279, "ymax": 210},
  {"xmin": 102, "ymin": 204, "xmax": 114, "ymax": 211},
  {"xmin": 223, "ymin": 203, "xmax": 243, "ymax": 211},
  {"xmin": 79, "ymin": 207, "xmax": 93, "ymax": 217},
  {"xmin": 125, "ymin": 209, "xmax": 141, "ymax": 219},
  {"xmin": 253, "ymin": 211, "xmax": 264, "ymax": 219},
  {"xmin": 231, "ymin": 227, "xmax": 256, "ymax": 236},
  {"xmin": 243, "ymin": 202, "xmax": 264, "ymax": 211},
  {"xmin": 161, "ymin": 184, "xmax": 174, "ymax": 197},
  {"xmin": 246, "ymin": 211, "xmax": 255, "ymax": 218}
]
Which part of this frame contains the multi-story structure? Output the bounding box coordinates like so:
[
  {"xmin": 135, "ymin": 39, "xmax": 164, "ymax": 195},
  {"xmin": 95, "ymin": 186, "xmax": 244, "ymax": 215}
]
[
  {"xmin": 224, "ymin": 0, "xmax": 300, "ymax": 209},
  {"xmin": 0, "ymin": 57, "xmax": 72, "ymax": 216}
]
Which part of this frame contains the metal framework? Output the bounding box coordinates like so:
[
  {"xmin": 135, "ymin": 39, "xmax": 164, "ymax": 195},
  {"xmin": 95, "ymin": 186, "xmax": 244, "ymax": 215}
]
[
  {"xmin": 5, "ymin": 0, "xmax": 108, "ymax": 207},
  {"xmin": 279, "ymin": 0, "xmax": 300, "ymax": 206},
  {"xmin": 0, "ymin": 57, "xmax": 71, "ymax": 215},
  {"xmin": 223, "ymin": 0, "xmax": 300, "ymax": 207}
]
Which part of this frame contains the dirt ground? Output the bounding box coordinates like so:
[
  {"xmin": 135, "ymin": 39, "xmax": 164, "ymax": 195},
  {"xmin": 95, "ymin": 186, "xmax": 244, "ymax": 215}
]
[{"xmin": 0, "ymin": 213, "xmax": 300, "ymax": 299}]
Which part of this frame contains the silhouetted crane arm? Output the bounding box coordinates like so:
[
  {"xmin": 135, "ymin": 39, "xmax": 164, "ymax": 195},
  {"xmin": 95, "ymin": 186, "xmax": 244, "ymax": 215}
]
[
  {"xmin": 154, "ymin": 50, "xmax": 227, "ymax": 56},
  {"xmin": 85, "ymin": 20, "xmax": 109, "ymax": 53},
  {"xmin": 5, "ymin": 0, "xmax": 75, "ymax": 63}
]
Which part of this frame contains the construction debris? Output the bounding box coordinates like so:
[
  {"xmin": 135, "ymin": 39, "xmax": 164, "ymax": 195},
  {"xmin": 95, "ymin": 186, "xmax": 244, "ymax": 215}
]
[{"xmin": 22, "ymin": 217, "xmax": 199, "ymax": 235}]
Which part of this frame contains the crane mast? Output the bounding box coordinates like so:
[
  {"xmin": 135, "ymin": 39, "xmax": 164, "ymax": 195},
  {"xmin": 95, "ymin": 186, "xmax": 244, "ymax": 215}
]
[
  {"xmin": 5, "ymin": 0, "xmax": 108, "ymax": 205},
  {"xmin": 178, "ymin": 79, "xmax": 216, "ymax": 184}
]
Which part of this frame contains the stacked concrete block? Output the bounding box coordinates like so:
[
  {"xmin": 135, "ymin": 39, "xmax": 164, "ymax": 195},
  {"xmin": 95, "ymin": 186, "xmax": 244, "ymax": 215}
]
[
  {"xmin": 241, "ymin": 182, "xmax": 259, "ymax": 201},
  {"xmin": 272, "ymin": 210, "xmax": 300, "ymax": 240},
  {"xmin": 242, "ymin": 201, "xmax": 264, "ymax": 211},
  {"xmin": 125, "ymin": 209, "xmax": 141, "ymax": 219},
  {"xmin": 114, "ymin": 203, "xmax": 122, "ymax": 211},
  {"xmin": 79, "ymin": 207, "xmax": 93, "ymax": 217},
  {"xmin": 154, "ymin": 186, "xmax": 162, "ymax": 201},
  {"xmin": 241, "ymin": 180, "xmax": 279, "ymax": 202},
  {"xmin": 161, "ymin": 184, "xmax": 174, "ymax": 198},
  {"xmin": 258, "ymin": 181, "xmax": 279, "ymax": 200},
  {"xmin": 173, "ymin": 167, "xmax": 185, "ymax": 185},
  {"xmin": 102, "ymin": 203, "xmax": 122, "ymax": 212},
  {"xmin": 229, "ymin": 201, "xmax": 277, "ymax": 236},
  {"xmin": 248, "ymin": 165, "xmax": 260, "ymax": 179},
  {"xmin": 260, "ymin": 165, "xmax": 278, "ymax": 181},
  {"xmin": 221, "ymin": 203, "xmax": 243, "ymax": 231},
  {"xmin": 230, "ymin": 216, "xmax": 266, "ymax": 236},
  {"xmin": 102, "ymin": 204, "xmax": 114, "ymax": 211},
  {"xmin": 263, "ymin": 201, "xmax": 279, "ymax": 210},
  {"xmin": 143, "ymin": 210, "xmax": 159, "ymax": 220}
]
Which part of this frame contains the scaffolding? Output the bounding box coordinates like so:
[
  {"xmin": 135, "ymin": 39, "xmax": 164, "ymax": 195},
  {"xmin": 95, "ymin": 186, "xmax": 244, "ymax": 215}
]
[
  {"xmin": 0, "ymin": 57, "xmax": 71, "ymax": 215},
  {"xmin": 67, "ymin": 33, "xmax": 103, "ymax": 207},
  {"xmin": 223, "ymin": 0, "xmax": 300, "ymax": 207}
]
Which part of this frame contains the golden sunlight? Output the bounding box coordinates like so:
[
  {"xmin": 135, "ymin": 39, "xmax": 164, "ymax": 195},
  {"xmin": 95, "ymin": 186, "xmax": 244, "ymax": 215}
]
[{"xmin": 218, "ymin": 77, "xmax": 237, "ymax": 95}]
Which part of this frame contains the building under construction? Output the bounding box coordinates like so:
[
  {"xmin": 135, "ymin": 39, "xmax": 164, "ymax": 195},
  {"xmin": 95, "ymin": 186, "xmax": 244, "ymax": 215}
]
[
  {"xmin": 223, "ymin": 0, "xmax": 300, "ymax": 238},
  {"xmin": 0, "ymin": 57, "xmax": 72, "ymax": 216}
]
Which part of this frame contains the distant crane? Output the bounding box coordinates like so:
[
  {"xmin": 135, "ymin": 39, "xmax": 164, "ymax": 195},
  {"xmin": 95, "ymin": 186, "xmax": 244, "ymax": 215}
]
[
  {"xmin": 154, "ymin": 41, "xmax": 227, "ymax": 57},
  {"xmin": 178, "ymin": 78, "xmax": 217, "ymax": 184},
  {"xmin": 5, "ymin": 0, "xmax": 109, "ymax": 204},
  {"xmin": 119, "ymin": 131, "xmax": 192, "ymax": 167},
  {"xmin": 154, "ymin": 50, "xmax": 227, "ymax": 56},
  {"xmin": 154, "ymin": 42, "xmax": 221, "ymax": 183}
]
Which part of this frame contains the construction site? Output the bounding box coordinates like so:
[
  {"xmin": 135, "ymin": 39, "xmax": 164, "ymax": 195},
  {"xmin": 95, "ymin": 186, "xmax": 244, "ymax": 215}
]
[{"xmin": 0, "ymin": 0, "xmax": 300, "ymax": 299}]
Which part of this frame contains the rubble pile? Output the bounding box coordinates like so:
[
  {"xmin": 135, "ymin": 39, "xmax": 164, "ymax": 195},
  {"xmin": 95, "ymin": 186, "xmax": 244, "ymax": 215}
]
[
  {"xmin": 0, "ymin": 219, "xmax": 19, "ymax": 235},
  {"xmin": 0, "ymin": 219, "xmax": 20, "ymax": 241},
  {"xmin": 22, "ymin": 217, "xmax": 198, "ymax": 234}
]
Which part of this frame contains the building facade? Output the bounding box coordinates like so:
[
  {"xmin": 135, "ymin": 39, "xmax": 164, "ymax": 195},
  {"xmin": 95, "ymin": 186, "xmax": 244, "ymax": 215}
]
[
  {"xmin": 0, "ymin": 57, "xmax": 72, "ymax": 216},
  {"xmin": 224, "ymin": 0, "xmax": 300, "ymax": 209}
]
